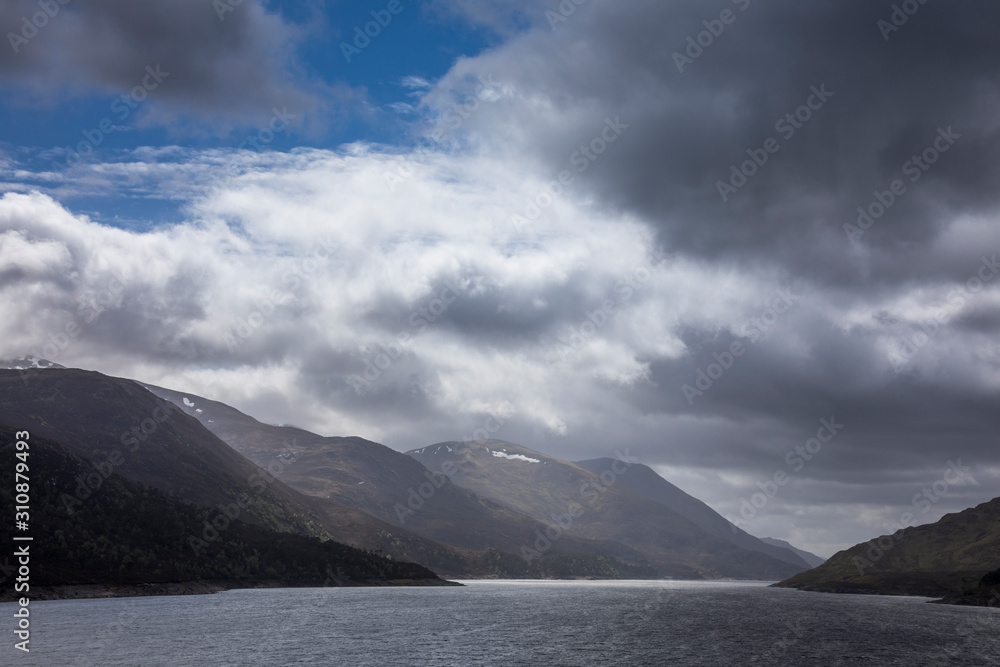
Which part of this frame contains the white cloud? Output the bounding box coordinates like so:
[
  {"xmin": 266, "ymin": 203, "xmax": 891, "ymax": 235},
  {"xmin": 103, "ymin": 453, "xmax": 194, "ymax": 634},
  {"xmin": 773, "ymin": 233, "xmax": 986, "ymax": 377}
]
[{"xmin": 0, "ymin": 146, "xmax": 693, "ymax": 440}]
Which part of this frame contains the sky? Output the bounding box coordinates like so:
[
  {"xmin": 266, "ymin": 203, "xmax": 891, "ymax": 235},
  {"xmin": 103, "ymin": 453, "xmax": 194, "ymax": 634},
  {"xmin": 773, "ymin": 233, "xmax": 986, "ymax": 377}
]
[{"xmin": 1, "ymin": 0, "xmax": 999, "ymax": 557}]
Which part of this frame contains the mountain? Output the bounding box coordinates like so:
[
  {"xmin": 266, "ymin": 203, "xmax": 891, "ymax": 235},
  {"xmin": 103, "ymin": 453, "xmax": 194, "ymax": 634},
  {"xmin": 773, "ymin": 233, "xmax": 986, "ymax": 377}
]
[
  {"xmin": 575, "ymin": 457, "xmax": 811, "ymax": 570},
  {"xmin": 0, "ymin": 424, "xmax": 447, "ymax": 600},
  {"xmin": 760, "ymin": 537, "xmax": 826, "ymax": 568},
  {"xmin": 775, "ymin": 496, "xmax": 1000, "ymax": 599},
  {"xmin": 0, "ymin": 369, "xmax": 474, "ymax": 576},
  {"xmin": 408, "ymin": 440, "xmax": 810, "ymax": 580},
  {"xmin": 0, "ymin": 365, "xmax": 812, "ymax": 582},
  {"xmin": 141, "ymin": 382, "xmax": 648, "ymax": 578}
]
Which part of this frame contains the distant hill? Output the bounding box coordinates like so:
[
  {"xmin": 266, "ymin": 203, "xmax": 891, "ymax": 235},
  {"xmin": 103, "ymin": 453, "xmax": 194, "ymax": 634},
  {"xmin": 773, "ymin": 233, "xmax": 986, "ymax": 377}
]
[
  {"xmin": 575, "ymin": 457, "xmax": 811, "ymax": 570},
  {"xmin": 760, "ymin": 537, "xmax": 826, "ymax": 568},
  {"xmin": 143, "ymin": 383, "xmax": 647, "ymax": 578},
  {"xmin": 0, "ymin": 424, "xmax": 447, "ymax": 600},
  {"xmin": 775, "ymin": 497, "xmax": 1000, "ymax": 599},
  {"xmin": 409, "ymin": 440, "xmax": 809, "ymax": 580}
]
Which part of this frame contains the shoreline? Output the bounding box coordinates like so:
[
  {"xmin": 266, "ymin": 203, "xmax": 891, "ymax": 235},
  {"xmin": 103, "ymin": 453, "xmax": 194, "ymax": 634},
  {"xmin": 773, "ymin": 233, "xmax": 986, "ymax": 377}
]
[
  {"xmin": 3, "ymin": 577, "xmax": 781, "ymax": 602},
  {"xmin": 773, "ymin": 583, "xmax": 1000, "ymax": 607},
  {"xmin": 0, "ymin": 577, "xmax": 460, "ymax": 602}
]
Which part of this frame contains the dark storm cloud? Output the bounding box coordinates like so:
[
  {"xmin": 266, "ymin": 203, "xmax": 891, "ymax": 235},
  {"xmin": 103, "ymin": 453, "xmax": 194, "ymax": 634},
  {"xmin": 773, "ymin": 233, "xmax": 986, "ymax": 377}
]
[
  {"xmin": 0, "ymin": 0, "xmax": 315, "ymax": 124},
  {"xmin": 356, "ymin": 273, "xmax": 610, "ymax": 347},
  {"xmin": 296, "ymin": 340, "xmax": 441, "ymax": 422},
  {"xmin": 440, "ymin": 0, "xmax": 1000, "ymax": 285},
  {"xmin": 420, "ymin": 0, "xmax": 1000, "ymax": 472}
]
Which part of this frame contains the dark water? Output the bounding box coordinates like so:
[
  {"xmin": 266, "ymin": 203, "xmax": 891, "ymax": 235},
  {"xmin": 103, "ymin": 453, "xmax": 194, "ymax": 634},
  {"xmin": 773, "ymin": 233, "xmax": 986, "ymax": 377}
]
[{"xmin": 4, "ymin": 580, "xmax": 999, "ymax": 666}]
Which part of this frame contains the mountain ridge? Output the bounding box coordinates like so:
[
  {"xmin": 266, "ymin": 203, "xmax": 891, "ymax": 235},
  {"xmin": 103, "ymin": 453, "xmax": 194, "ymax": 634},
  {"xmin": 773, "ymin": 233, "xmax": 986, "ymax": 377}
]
[
  {"xmin": 760, "ymin": 537, "xmax": 826, "ymax": 568},
  {"xmin": 141, "ymin": 382, "xmax": 653, "ymax": 578},
  {"xmin": 574, "ymin": 457, "xmax": 812, "ymax": 570},
  {"xmin": 0, "ymin": 369, "xmax": 484, "ymax": 576},
  {"xmin": 408, "ymin": 439, "xmax": 809, "ymax": 580}
]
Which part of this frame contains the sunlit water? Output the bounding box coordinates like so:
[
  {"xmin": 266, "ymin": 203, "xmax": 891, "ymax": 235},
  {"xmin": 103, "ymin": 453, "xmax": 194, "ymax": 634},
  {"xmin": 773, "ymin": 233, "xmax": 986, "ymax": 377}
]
[{"xmin": 4, "ymin": 580, "xmax": 999, "ymax": 666}]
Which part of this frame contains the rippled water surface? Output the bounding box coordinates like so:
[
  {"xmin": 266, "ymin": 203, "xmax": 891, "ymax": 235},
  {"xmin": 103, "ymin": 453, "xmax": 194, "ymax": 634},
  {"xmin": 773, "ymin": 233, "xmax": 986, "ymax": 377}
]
[{"xmin": 5, "ymin": 580, "xmax": 999, "ymax": 666}]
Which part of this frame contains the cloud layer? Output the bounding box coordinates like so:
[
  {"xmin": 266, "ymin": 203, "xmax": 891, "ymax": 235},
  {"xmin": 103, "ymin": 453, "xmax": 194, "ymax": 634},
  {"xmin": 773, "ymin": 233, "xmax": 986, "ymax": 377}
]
[{"xmin": 2, "ymin": 0, "xmax": 999, "ymax": 555}]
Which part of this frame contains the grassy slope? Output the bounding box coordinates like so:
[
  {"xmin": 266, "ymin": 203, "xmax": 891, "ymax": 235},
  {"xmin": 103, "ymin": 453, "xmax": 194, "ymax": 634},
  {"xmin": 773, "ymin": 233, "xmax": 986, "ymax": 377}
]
[{"xmin": 776, "ymin": 497, "xmax": 1000, "ymax": 598}]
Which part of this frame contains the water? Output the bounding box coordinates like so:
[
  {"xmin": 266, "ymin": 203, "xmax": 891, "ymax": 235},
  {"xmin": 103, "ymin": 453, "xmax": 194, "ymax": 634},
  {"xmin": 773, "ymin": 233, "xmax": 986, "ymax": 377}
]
[{"xmin": 4, "ymin": 580, "xmax": 999, "ymax": 666}]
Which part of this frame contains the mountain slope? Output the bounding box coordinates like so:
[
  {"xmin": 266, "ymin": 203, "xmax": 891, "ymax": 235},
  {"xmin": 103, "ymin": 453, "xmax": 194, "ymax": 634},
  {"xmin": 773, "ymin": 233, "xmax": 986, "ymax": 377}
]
[
  {"xmin": 0, "ymin": 369, "xmax": 477, "ymax": 575},
  {"xmin": 575, "ymin": 457, "xmax": 810, "ymax": 570},
  {"xmin": 0, "ymin": 424, "xmax": 447, "ymax": 599},
  {"xmin": 775, "ymin": 496, "xmax": 1000, "ymax": 598},
  {"xmin": 409, "ymin": 440, "xmax": 809, "ymax": 580},
  {"xmin": 142, "ymin": 383, "xmax": 649, "ymax": 575},
  {"xmin": 760, "ymin": 537, "xmax": 826, "ymax": 568}
]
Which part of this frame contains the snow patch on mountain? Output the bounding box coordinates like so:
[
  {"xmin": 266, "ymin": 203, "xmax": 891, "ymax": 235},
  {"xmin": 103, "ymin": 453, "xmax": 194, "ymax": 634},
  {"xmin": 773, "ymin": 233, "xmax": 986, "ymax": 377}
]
[{"xmin": 490, "ymin": 450, "xmax": 540, "ymax": 463}]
